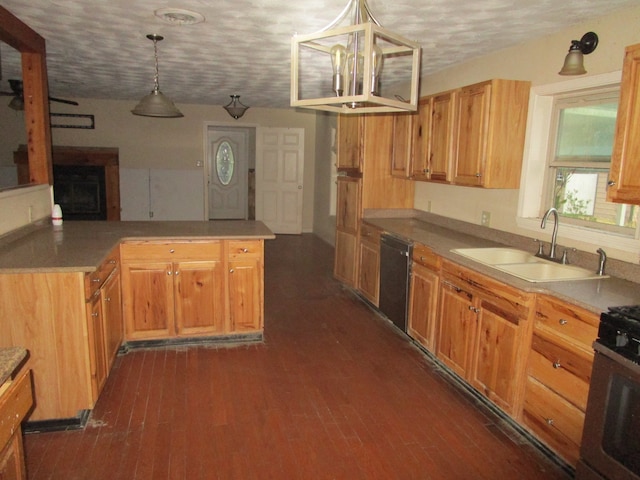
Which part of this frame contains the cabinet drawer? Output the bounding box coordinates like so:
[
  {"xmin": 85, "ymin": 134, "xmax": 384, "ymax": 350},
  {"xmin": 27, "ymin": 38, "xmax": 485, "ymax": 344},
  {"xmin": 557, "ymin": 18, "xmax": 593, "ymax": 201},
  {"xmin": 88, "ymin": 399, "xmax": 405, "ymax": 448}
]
[
  {"xmin": 534, "ymin": 295, "xmax": 599, "ymax": 350},
  {"xmin": 442, "ymin": 259, "xmax": 530, "ymax": 322},
  {"xmin": 359, "ymin": 223, "xmax": 381, "ymax": 244},
  {"xmin": 228, "ymin": 240, "xmax": 263, "ymax": 258},
  {"xmin": 529, "ymin": 334, "xmax": 592, "ymax": 411},
  {"xmin": 120, "ymin": 241, "xmax": 222, "ymax": 262},
  {"xmin": 412, "ymin": 243, "xmax": 441, "ymax": 271},
  {"xmin": 84, "ymin": 247, "xmax": 118, "ymax": 300},
  {"xmin": 523, "ymin": 376, "xmax": 584, "ymax": 466}
]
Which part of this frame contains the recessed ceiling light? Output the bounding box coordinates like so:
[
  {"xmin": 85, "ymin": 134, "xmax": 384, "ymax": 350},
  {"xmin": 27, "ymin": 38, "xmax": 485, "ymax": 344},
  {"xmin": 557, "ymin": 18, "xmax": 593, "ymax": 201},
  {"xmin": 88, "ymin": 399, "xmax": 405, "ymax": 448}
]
[{"xmin": 154, "ymin": 8, "xmax": 205, "ymax": 26}]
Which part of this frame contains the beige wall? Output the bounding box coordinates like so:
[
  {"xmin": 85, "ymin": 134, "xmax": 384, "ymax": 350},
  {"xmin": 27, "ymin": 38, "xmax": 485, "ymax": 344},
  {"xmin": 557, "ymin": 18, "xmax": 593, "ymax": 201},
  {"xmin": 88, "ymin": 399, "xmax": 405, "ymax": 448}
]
[
  {"xmin": 413, "ymin": 4, "xmax": 640, "ymax": 262},
  {"xmin": 0, "ymin": 98, "xmax": 318, "ymax": 232}
]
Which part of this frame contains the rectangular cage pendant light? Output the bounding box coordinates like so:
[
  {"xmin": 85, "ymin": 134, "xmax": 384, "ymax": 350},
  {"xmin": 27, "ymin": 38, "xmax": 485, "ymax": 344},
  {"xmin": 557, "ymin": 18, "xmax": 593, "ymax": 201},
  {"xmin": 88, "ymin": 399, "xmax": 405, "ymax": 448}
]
[{"xmin": 291, "ymin": 20, "xmax": 421, "ymax": 114}]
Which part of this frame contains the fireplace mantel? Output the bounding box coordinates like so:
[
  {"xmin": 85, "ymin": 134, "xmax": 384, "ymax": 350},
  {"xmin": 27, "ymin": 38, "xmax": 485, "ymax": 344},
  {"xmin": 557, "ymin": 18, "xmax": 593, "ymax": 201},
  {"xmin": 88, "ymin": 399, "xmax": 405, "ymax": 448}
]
[{"xmin": 14, "ymin": 145, "xmax": 120, "ymax": 221}]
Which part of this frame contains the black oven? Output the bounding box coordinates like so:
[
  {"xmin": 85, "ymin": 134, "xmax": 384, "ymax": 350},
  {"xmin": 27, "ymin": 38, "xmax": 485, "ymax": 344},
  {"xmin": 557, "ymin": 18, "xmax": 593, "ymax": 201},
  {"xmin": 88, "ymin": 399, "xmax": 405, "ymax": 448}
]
[{"xmin": 576, "ymin": 306, "xmax": 640, "ymax": 480}]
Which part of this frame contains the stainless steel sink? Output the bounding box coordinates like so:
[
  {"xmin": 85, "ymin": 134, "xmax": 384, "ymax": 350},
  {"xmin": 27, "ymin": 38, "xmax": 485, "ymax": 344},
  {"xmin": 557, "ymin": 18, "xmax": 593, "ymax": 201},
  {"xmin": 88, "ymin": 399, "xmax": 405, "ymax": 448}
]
[{"xmin": 451, "ymin": 247, "xmax": 608, "ymax": 282}]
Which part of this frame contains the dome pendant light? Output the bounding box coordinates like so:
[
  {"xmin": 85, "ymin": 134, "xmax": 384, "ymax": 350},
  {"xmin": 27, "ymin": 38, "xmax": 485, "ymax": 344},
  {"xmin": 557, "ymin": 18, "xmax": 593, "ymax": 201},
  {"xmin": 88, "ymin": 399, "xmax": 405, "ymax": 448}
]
[
  {"xmin": 132, "ymin": 34, "xmax": 184, "ymax": 118},
  {"xmin": 223, "ymin": 95, "xmax": 250, "ymax": 119}
]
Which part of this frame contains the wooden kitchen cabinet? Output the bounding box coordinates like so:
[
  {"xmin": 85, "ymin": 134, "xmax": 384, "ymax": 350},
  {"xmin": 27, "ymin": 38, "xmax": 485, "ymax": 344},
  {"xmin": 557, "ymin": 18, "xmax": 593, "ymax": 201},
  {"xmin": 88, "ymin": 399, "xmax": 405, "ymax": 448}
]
[
  {"xmin": 121, "ymin": 241, "xmax": 225, "ymax": 340},
  {"xmin": 390, "ymin": 112, "xmax": 416, "ymax": 178},
  {"xmin": 102, "ymin": 269, "xmax": 123, "ymax": 371},
  {"xmin": 336, "ymin": 115, "xmax": 363, "ymax": 171},
  {"xmin": 522, "ymin": 295, "xmax": 599, "ymax": 466},
  {"xmin": 437, "ymin": 260, "xmax": 532, "ymax": 416},
  {"xmin": 334, "ymin": 176, "xmax": 361, "ymax": 287},
  {"xmin": 608, "ymin": 42, "xmax": 640, "ymax": 205},
  {"xmin": 334, "ymin": 114, "xmax": 414, "ymax": 288},
  {"xmin": 412, "ymin": 91, "xmax": 456, "ymax": 182},
  {"xmin": 357, "ymin": 223, "xmax": 381, "ymax": 306},
  {"xmin": 0, "ymin": 247, "xmax": 120, "ymax": 421},
  {"xmin": 412, "ymin": 96, "xmax": 432, "ymax": 180},
  {"xmin": 407, "ymin": 243, "xmax": 441, "ymax": 352},
  {"xmin": 452, "ymin": 79, "xmax": 530, "ymax": 188},
  {"xmin": 227, "ymin": 240, "xmax": 264, "ymax": 333},
  {"xmin": 0, "ymin": 367, "xmax": 33, "ymax": 480}
]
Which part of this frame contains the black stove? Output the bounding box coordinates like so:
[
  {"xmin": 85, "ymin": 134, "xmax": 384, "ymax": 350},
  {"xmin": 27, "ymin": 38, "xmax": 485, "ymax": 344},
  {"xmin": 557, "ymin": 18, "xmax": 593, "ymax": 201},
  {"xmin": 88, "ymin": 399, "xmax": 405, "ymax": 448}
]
[{"xmin": 598, "ymin": 305, "xmax": 640, "ymax": 364}]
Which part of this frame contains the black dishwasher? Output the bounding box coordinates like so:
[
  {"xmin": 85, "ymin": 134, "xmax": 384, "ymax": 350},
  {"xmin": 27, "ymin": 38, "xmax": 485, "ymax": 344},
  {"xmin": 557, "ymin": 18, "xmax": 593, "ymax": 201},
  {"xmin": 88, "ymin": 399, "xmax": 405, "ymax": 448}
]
[{"xmin": 379, "ymin": 234, "xmax": 413, "ymax": 332}]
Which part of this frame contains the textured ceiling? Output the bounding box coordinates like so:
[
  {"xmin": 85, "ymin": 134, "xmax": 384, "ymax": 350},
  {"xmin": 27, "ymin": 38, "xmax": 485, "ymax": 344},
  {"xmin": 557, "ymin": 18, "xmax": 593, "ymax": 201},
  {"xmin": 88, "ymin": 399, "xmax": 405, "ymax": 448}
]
[{"xmin": 0, "ymin": 0, "xmax": 638, "ymax": 109}]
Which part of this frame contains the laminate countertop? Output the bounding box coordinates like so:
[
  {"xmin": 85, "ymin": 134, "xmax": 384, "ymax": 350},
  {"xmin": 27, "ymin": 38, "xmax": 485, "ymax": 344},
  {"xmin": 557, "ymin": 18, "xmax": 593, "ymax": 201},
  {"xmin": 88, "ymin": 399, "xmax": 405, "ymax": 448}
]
[
  {"xmin": 0, "ymin": 347, "xmax": 27, "ymax": 386},
  {"xmin": 0, "ymin": 220, "xmax": 275, "ymax": 274},
  {"xmin": 365, "ymin": 216, "xmax": 640, "ymax": 315}
]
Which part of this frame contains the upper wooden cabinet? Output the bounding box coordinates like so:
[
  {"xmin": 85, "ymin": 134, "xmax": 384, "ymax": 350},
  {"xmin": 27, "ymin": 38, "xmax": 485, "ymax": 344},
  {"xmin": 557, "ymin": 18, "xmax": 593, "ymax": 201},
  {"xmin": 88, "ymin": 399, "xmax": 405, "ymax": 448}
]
[
  {"xmin": 410, "ymin": 79, "xmax": 530, "ymax": 188},
  {"xmin": 412, "ymin": 91, "xmax": 456, "ymax": 182},
  {"xmin": 390, "ymin": 112, "xmax": 416, "ymax": 178},
  {"xmin": 608, "ymin": 42, "xmax": 640, "ymax": 205},
  {"xmin": 452, "ymin": 79, "xmax": 531, "ymax": 188},
  {"xmin": 336, "ymin": 115, "xmax": 363, "ymax": 171}
]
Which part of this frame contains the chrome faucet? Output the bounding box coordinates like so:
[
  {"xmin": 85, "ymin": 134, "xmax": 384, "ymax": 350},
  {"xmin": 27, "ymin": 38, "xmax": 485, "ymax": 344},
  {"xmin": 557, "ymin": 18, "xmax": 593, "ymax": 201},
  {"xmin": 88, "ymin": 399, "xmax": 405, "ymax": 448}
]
[
  {"xmin": 541, "ymin": 207, "xmax": 559, "ymax": 260},
  {"xmin": 596, "ymin": 248, "xmax": 607, "ymax": 276}
]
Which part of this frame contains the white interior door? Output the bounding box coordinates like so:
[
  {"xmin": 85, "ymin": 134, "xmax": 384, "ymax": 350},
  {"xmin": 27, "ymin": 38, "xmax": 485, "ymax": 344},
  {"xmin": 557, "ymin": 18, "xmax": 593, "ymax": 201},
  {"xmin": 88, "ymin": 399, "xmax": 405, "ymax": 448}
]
[
  {"xmin": 207, "ymin": 128, "xmax": 249, "ymax": 220},
  {"xmin": 256, "ymin": 127, "xmax": 304, "ymax": 234}
]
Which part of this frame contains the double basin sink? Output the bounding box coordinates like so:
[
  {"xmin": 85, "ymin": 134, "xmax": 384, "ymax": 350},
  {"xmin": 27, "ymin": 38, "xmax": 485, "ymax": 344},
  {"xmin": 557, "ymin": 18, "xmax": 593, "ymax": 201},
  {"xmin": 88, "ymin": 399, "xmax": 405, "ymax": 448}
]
[{"xmin": 451, "ymin": 247, "xmax": 607, "ymax": 283}]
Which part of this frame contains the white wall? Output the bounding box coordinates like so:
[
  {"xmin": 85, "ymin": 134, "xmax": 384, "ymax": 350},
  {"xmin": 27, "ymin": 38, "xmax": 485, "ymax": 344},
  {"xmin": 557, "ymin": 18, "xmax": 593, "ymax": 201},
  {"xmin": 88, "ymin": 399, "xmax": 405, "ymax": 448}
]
[{"xmin": 313, "ymin": 112, "xmax": 337, "ymax": 246}]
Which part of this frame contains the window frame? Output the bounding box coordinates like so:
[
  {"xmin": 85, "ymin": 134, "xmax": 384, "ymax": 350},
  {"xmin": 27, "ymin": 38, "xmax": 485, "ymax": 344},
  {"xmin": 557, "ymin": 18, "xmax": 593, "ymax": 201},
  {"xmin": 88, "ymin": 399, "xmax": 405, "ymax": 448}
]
[{"xmin": 517, "ymin": 71, "xmax": 640, "ymax": 254}]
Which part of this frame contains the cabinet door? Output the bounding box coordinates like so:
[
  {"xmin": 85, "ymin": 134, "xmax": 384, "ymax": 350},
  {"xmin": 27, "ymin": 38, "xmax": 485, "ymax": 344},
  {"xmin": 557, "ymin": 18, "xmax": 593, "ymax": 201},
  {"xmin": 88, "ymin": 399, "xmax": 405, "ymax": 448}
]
[
  {"xmin": 335, "ymin": 176, "xmax": 360, "ymax": 233},
  {"xmin": 408, "ymin": 263, "xmax": 439, "ymax": 352},
  {"xmin": 357, "ymin": 238, "xmax": 380, "ymax": 306},
  {"xmin": 336, "ymin": 115, "xmax": 362, "ymax": 170},
  {"xmin": 608, "ymin": 42, "xmax": 640, "ymax": 205},
  {"xmin": 390, "ymin": 113, "xmax": 414, "ymax": 178},
  {"xmin": 174, "ymin": 260, "xmax": 226, "ymax": 336},
  {"xmin": 334, "ymin": 230, "xmax": 358, "ymax": 287},
  {"xmin": 87, "ymin": 299, "xmax": 108, "ymax": 400},
  {"xmin": 470, "ymin": 300, "xmax": 524, "ymax": 415},
  {"xmin": 102, "ymin": 270, "xmax": 122, "ymax": 371},
  {"xmin": 228, "ymin": 257, "xmax": 262, "ymax": 333},
  {"xmin": 428, "ymin": 91, "xmax": 456, "ymax": 182},
  {"xmin": 0, "ymin": 433, "xmax": 25, "ymax": 480},
  {"xmin": 122, "ymin": 262, "xmax": 175, "ymax": 340},
  {"xmin": 453, "ymin": 82, "xmax": 490, "ymax": 186},
  {"xmin": 412, "ymin": 96, "xmax": 432, "ymax": 179},
  {"xmin": 437, "ymin": 280, "xmax": 476, "ymax": 377}
]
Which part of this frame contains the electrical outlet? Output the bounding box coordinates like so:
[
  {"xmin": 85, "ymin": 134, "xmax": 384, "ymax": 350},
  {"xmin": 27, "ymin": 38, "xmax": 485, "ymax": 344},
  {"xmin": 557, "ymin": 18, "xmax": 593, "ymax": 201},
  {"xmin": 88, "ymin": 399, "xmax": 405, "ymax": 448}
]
[{"xmin": 481, "ymin": 211, "xmax": 491, "ymax": 226}]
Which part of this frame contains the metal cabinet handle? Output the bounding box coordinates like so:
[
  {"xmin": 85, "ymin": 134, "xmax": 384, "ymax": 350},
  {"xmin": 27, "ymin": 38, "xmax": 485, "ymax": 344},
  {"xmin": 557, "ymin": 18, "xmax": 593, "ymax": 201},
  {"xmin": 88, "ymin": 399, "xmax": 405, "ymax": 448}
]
[
  {"xmin": 559, "ymin": 318, "xmax": 568, "ymax": 326},
  {"xmin": 468, "ymin": 306, "xmax": 480, "ymax": 314},
  {"xmin": 92, "ymin": 312, "xmax": 99, "ymax": 317},
  {"xmin": 167, "ymin": 271, "xmax": 173, "ymax": 275},
  {"xmin": 175, "ymin": 270, "xmax": 179, "ymax": 276},
  {"xmin": 105, "ymin": 297, "xmax": 111, "ymax": 302},
  {"xmin": 553, "ymin": 360, "xmax": 561, "ymax": 369},
  {"xmin": 475, "ymin": 173, "xmax": 482, "ymax": 177},
  {"xmin": 242, "ymin": 248, "xmax": 249, "ymax": 253},
  {"xmin": 545, "ymin": 418, "xmax": 554, "ymax": 426},
  {"xmin": 229, "ymin": 268, "xmax": 234, "ymax": 273},
  {"xmin": 92, "ymin": 278, "xmax": 101, "ymax": 283},
  {"xmin": 607, "ymin": 180, "xmax": 616, "ymax": 187},
  {"xmin": 169, "ymin": 249, "xmax": 175, "ymax": 253}
]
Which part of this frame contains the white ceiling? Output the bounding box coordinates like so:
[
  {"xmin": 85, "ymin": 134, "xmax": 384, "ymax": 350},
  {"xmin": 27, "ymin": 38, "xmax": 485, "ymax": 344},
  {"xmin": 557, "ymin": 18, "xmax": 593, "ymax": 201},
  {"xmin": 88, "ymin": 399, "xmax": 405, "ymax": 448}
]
[{"xmin": 0, "ymin": 0, "xmax": 638, "ymax": 110}]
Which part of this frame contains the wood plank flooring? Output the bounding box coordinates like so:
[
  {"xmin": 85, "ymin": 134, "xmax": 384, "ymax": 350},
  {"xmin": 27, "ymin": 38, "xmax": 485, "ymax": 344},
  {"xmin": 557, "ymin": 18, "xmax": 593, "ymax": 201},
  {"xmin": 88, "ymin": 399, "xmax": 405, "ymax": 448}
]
[{"xmin": 23, "ymin": 234, "xmax": 571, "ymax": 479}]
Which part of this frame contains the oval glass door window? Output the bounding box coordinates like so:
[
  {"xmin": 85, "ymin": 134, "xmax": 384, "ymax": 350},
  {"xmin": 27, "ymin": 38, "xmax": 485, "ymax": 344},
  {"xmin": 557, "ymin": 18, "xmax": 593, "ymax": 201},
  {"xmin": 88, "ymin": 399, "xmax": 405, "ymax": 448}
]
[{"xmin": 216, "ymin": 141, "xmax": 235, "ymax": 186}]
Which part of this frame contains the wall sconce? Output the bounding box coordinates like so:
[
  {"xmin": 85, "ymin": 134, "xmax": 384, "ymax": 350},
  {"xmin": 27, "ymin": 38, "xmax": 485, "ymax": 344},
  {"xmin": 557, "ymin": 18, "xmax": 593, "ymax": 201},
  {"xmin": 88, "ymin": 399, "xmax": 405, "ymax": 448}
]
[
  {"xmin": 223, "ymin": 95, "xmax": 249, "ymax": 119},
  {"xmin": 559, "ymin": 32, "xmax": 599, "ymax": 76}
]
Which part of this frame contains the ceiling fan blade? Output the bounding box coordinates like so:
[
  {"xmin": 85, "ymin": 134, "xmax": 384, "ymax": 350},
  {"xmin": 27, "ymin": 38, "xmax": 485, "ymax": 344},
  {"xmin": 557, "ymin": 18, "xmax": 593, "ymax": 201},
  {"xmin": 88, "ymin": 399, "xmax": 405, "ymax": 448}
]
[{"xmin": 49, "ymin": 96, "xmax": 78, "ymax": 106}]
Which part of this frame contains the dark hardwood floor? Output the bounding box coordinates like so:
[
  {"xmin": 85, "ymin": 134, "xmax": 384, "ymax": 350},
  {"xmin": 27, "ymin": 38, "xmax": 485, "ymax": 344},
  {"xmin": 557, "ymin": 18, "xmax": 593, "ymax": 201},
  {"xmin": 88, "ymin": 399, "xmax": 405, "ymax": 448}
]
[{"xmin": 24, "ymin": 234, "xmax": 571, "ymax": 479}]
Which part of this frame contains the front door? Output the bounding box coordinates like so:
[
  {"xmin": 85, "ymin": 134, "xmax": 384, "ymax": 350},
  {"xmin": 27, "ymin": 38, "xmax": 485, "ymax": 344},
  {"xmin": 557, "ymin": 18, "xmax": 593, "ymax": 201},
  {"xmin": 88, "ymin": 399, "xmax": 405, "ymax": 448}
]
[{"xmin": 207, "ymin": 128, "xmax": 249, "ymax": 220}]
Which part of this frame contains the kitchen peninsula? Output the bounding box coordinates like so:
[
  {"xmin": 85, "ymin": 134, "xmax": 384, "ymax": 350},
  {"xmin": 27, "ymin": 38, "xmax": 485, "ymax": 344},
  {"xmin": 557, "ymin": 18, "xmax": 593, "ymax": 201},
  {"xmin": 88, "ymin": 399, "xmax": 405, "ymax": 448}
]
[{"xmin": 0, "ymin": 220, "xmax": 275, "ymax": 425}]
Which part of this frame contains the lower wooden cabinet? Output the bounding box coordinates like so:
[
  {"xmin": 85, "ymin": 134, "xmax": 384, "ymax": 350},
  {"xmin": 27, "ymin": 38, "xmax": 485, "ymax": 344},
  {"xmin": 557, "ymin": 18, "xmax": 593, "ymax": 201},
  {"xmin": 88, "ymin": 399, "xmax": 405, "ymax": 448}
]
[
  {"xmin": 408, "ymin": 243, "xmax": 441, "ymax": 353},
  {"xmin": 357, "ymin": 223, "xmax": 381, "ymax": 306},
  {"xmin": 436, "ymin": 260, "xmax": 532, "ymax": 416},
  {"xmin": 522, "ymin": 295, "xmax": 599, "ymax": 466},
  {"xmin": 121, "ymin": 239, "xmax": 264, "ymax": 340},
  {"xmin": 0, "ymin": 367, "xmax": 33, "ymax": 479}
]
